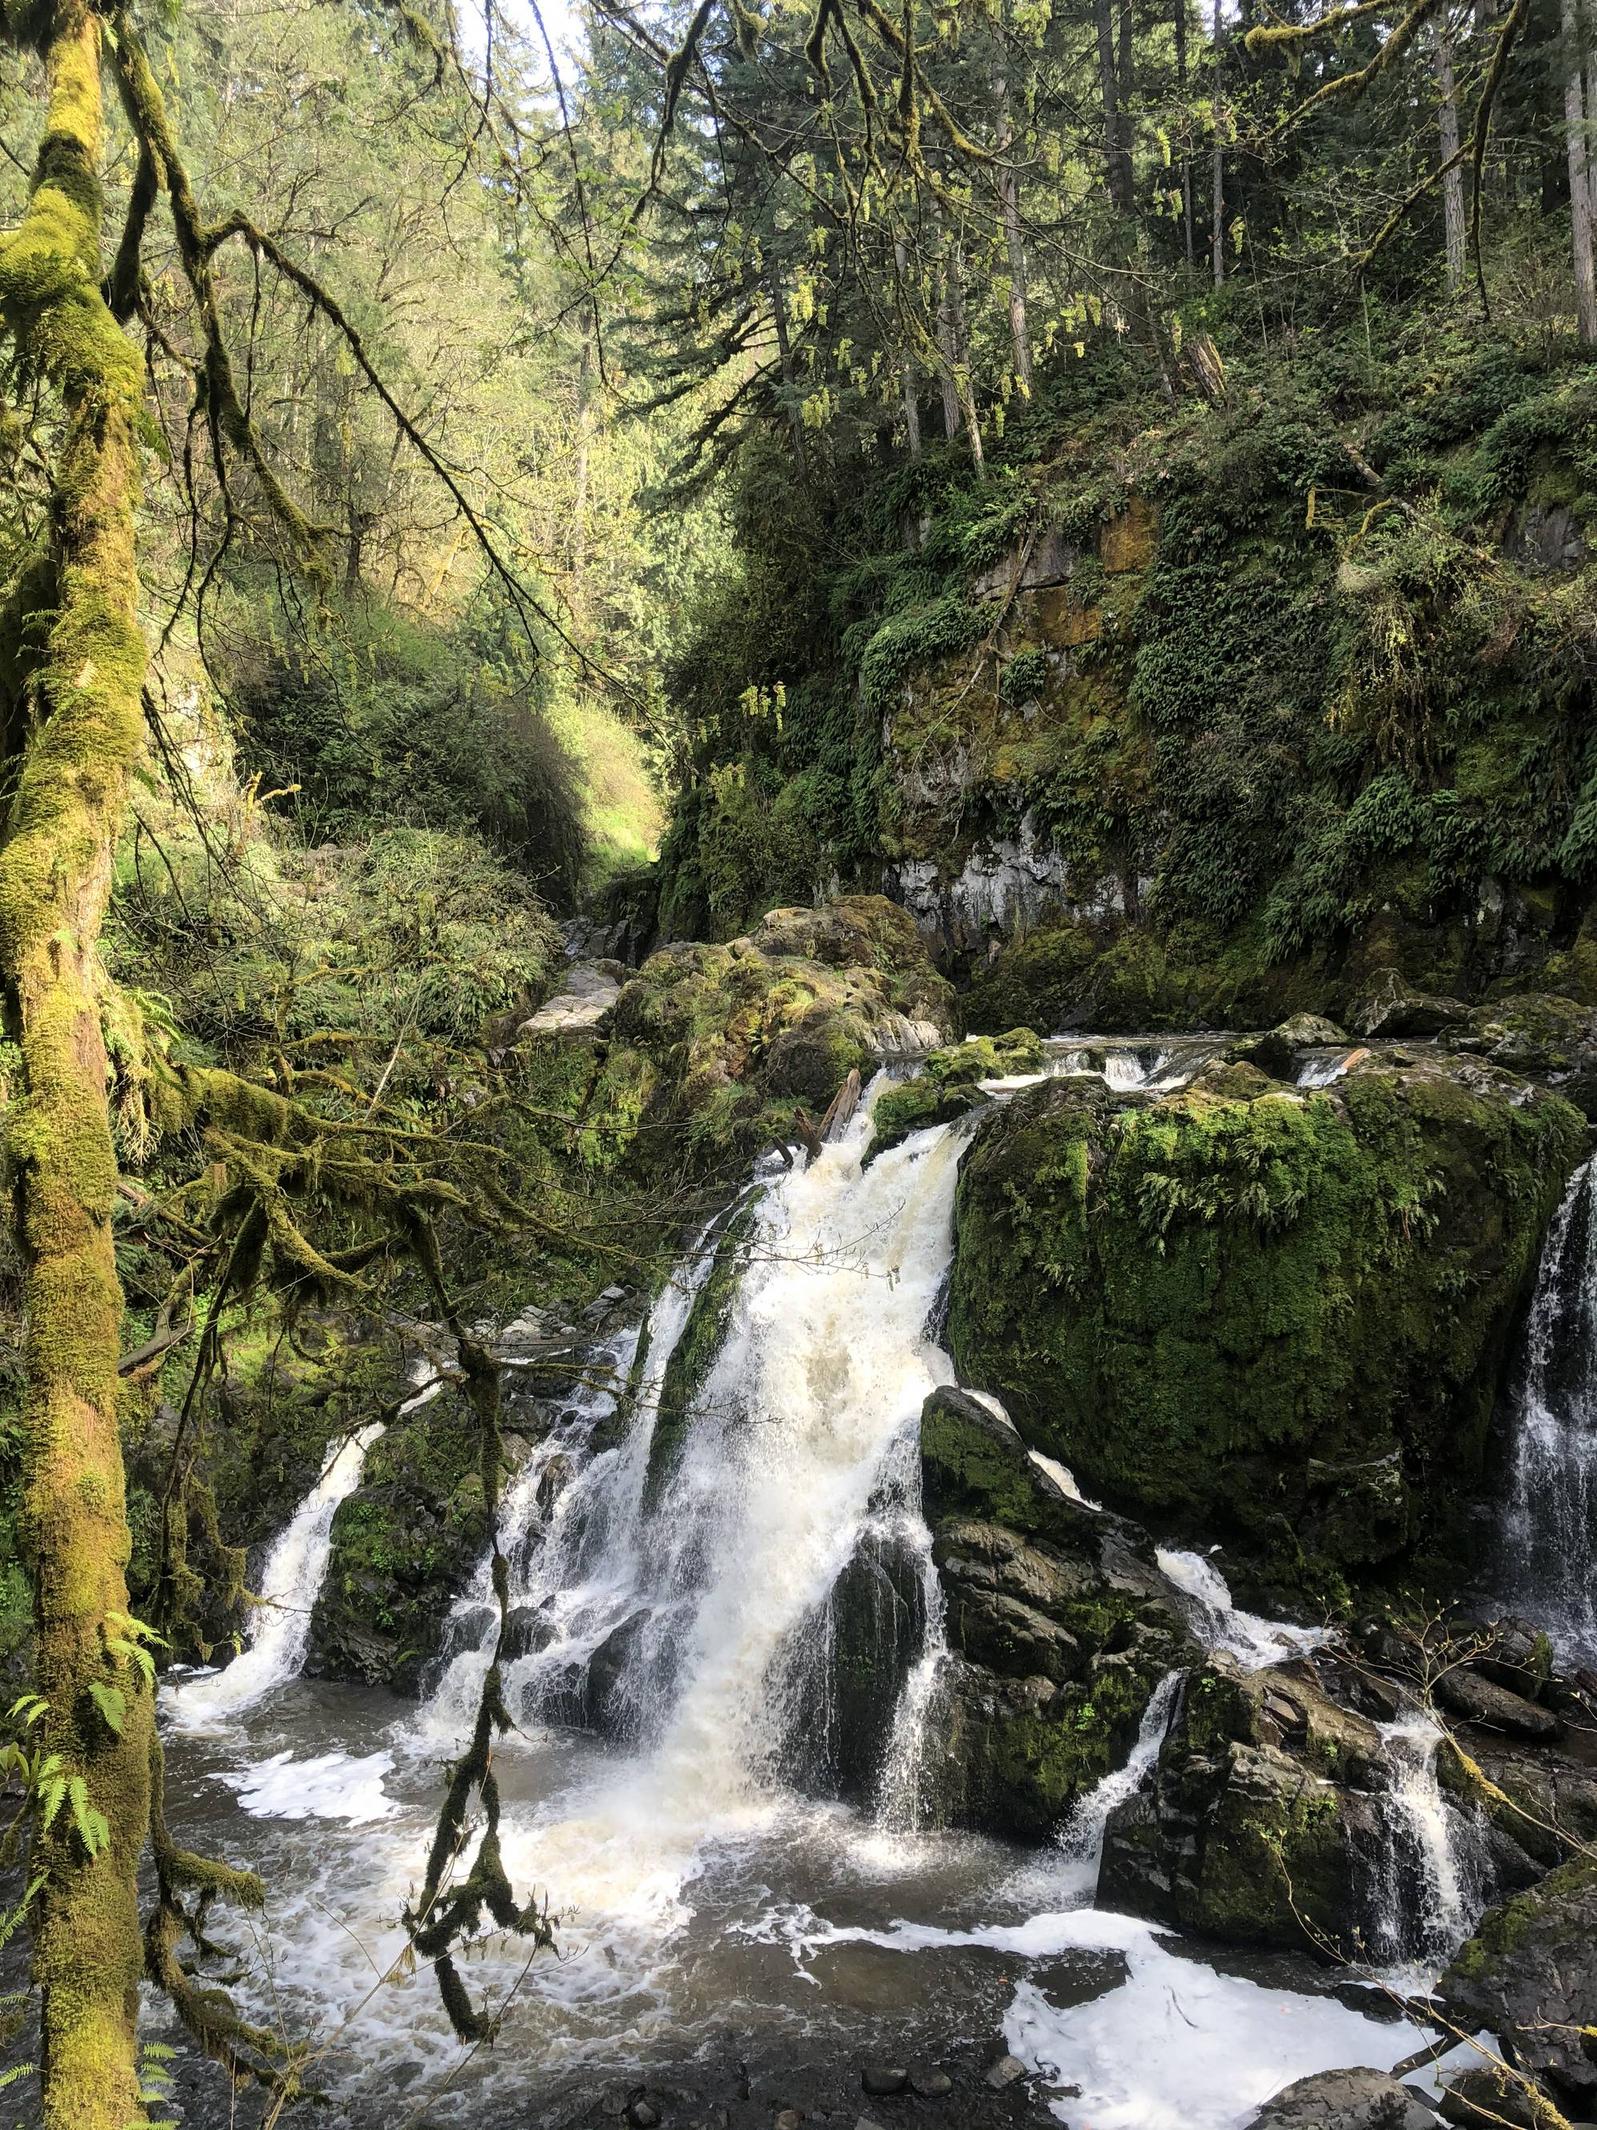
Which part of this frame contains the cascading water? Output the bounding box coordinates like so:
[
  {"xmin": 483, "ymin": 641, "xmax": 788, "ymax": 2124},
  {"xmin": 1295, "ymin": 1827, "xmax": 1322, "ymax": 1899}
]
[
  {"xmin": 1500, "ymin": 1155, "xmax": 1597, "ymax": 1657},
  {"xmin": 151, "ymin": 1064, "xmax": 1483, "ymax": 2129},
  {"xmin": 1053, "ymin": 1670, "xmax": 1182, "ymax": 1895},
  {"xmin": 1371, "ymin": 1716, "xmax": 1483, "ymax": 1969},
  {"xmin": 168, "ymin": 1362, "xmax": 441, "ymax": 1728},
  {"xmin": 1155, "ymin": 1547, "xmax": 1327, "ymax": 1671}
]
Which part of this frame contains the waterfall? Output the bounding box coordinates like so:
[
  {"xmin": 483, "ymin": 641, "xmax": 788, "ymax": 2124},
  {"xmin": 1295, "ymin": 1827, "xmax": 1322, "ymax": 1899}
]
[
  {"xmin": 1155, "ymin": 1547, "xmax": 1327, "ymax": 1672},
  {"xmin": 1053, "ymin": 1671, "xmax": 1183, "ymax": 1896},
  {"xmin": 1371, "ymin": 1716, "xmax": 1483, "ymax": 1968},
  {"xmin": 169, "ymin": 1364, "xmax": 440, "ymax": 1727},
  {"xmin": 1501, "ymin": 1155, "xmax": 1597, "ymax": 1657},
  {"xmin": 419, "ymin": 1082, "xmax": 964, "ymax": 1836}
]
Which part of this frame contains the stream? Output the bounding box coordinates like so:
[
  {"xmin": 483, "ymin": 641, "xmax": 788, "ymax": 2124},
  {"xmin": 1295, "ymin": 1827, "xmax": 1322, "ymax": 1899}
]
[{"xmin": 156, "ymin": 1042, "xmax": 1511, "ymax": 2129}]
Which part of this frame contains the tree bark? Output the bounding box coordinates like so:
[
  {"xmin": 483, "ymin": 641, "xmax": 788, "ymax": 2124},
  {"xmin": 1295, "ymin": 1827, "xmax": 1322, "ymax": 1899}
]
[
  {"xmin": 0, "ymin": 3, "xmax": 155, "ymax": 2124},
  {"xmin": 893, "ymin": 239, "xmax": 923, "ymax": 458},
  {"xmin": 1435, "ymin": 21, "xmax": 1468, "ymax": 290},
  {"xmin": 945, "ymin": 242, "xmax": 983, "ymax": 474},
  {"xmin": 1094, "ymin": 0, "xmax": 1132, "ymax": 209},
  {"xmin": 1566, "ymin": 0, "xmax": 1597, "ymax": 342},
  {"xmin": 1175, "ymin": 0, "xmax": 1195, "ymax": 267},
  {"xmin": 995, "ymin": 65, "xmax": 1034, "ymax": 392},
  {"xmin": 1211, "ymin": 0, "xmax": 1226, "ymax": 285}
]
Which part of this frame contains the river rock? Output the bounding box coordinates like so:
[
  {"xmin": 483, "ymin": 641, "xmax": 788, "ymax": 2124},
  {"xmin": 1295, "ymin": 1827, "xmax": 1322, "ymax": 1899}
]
[
  {"xmin": 917, "ymin": 1388, "xmax": 1197, "ymax": 1838},
  {"xmin": 784, "ymin": 1523, "xmax": 928, "ymax": 1802},
  {"xmin": 1242, "ymin": 2067, "xmax": 1438, "ymax": 2128},
  {"xmin": 1230, "ymin": 1015, "xmax": 1349, "ymax": 1080},
  {"xmin": 1444, "ymin": 994, "xmax": 1597, "ymax": 1118},
  {"xmin": 946, "ymin": 1063, "xmax": 1585, "ymax": 1588},
  {"xmin": 1441, "ymin": 1858, "xmax": 1597, "ymax": 2114},
  {"xmin": 1347, "ymin": 971, "xmax": 1470, "ymax": 1039},
  {"xmin": 1101, "ymin": 1656, "xmax": 1389, "ymax": 1953},
  {"xmin": 1434, "ymin": 1668, "xmax": 1564, "ymax": 1741}
]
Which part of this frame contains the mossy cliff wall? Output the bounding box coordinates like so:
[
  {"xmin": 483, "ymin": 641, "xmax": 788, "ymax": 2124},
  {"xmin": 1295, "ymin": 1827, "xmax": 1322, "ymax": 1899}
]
[
  {"xmin": 655, "ymin": 351, "xmax": 1597, "ymax": 1030},
  {"xmin": 946, "ymin": 1059, "xmax": 1586, "ymax": 1593}
]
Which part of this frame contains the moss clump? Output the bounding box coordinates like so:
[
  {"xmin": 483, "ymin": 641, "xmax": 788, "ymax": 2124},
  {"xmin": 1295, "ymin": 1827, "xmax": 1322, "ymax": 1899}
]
[
  {"xmin": 865, "ymin": 1028, "xmax": 1041, "ymax": 1164},
  {"xmin": 948, "ymin": 1061, "xmax": 1586, "ymax": 1589}
]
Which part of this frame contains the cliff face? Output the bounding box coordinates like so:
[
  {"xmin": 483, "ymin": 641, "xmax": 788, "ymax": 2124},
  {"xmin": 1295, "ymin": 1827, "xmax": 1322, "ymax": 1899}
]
[{"xmin": 652, "ymin": 351, "xmax": 1597, "ymax": 1035}]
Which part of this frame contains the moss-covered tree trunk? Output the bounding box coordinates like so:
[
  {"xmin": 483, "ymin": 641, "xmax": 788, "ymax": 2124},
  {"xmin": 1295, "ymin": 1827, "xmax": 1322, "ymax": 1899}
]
[{"xmin": 0, "ymin": 2, "xmax": 155, "ymax": 2122}]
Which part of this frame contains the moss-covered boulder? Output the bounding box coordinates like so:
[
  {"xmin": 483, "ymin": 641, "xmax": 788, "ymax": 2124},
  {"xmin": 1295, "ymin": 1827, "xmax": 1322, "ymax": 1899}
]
[
  {"xmin": 1445, "ymin": 992, "xmax": 1597, "ymax": 1118},
  {"xmin": 1099, "ymin": 1656, "xmax": 1387, "ymax": 1951},
  {"xmin": 917, "ymin": 1387, "xmax": 1197, "ymax": 1838},
  {"xmin": 567, "ymin": 896, "xmax": 955, "ymax": 1176},
  {"xmin": 947, "ymin": 1060, "xmax": 1586, "ymax": 1589},
  {"xmin": 864, "ymin": 1028, "xmax": 1042, "ymax": 1165}
]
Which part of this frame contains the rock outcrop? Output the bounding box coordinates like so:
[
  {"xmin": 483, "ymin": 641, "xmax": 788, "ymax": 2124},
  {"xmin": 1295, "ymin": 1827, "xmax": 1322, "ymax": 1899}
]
[
  {"xmin": 916, "ymin": 1387, "xmax": 1197, "ymax": 1837},
  {"xmin": 532, "ymin": 896, "xmax": 957, "ymax": 1179},
  {"xmin": 1100, "ymin": 1654, "xmax": 1389, "ymax": 1952},
  {"xmin": 1243, "ymin": 2069, "xmax": 1439, "ymax": 2130},
  {"xmin": 1441, "ymin": 1857, "xmax": 1597, "ymax": 2119}
]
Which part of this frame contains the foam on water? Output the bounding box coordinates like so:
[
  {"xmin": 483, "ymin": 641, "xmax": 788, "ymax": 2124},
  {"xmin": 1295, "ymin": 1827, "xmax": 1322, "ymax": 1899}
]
[{"xmin": 222, "ymin": 1747, "xmax": 397, "ymax": 1823}]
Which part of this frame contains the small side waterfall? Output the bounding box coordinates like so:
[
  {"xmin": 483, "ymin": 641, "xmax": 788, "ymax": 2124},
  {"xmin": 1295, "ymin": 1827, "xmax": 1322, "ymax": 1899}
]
[
  {"xmin": 1501, "ymin": 1156, "xmax": 1597, "ymax": 1656},
  {"xmin": 1054, "ymin": 1670, "xmax": 1183, "ymax": 1893},
  {"xmin": 1155, "ymin": 1547, "xmax": 1327, "ymax": 1672},
  {"xmin": 170, "ymin": 1364, "xmax": 440, "ymax": 1726},
  {"xmin": 1371, "ymin": 1716, "xmax": 1483, "ymax": 1967}
]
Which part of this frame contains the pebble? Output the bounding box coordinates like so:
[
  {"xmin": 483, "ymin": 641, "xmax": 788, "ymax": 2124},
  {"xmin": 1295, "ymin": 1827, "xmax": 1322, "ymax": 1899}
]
[
  {"xmin": 910, "ymin": 2069, "xmax": 953, "ymax": 2098},
  {"xmin": 773, "ymin": 2113, "xmax": 802, "ymax": 2130},
  {"xmin": 626, "ymin": 2103, "xmax": 661, "ymax": 2129},
  {"xmin": 985, "ymin": 2054, "xmax": 1028, "ymax": 2090},
  {"xmin": 862, "ymin": 2067, "xmax": 909, "ymax": 2097}
]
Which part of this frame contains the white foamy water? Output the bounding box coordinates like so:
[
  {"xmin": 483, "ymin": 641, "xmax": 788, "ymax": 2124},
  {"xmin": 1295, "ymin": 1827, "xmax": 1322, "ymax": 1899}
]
[
  {"xmin": 223, "ymin": 1747, "xmax": 397, "ymax": 1823},
  {"xmin": 1501, "ymin": 1155, "xmax": 1597, "ymax": 1658},
  {"xmin": 1156, "ymin": 1547, "xmax": 1328, "ymax": 1671},
  {"xmin": 1372, "ymin": 1716, "xmax": 1483, "ymax": 1972},
  {"xmin": 166, "ymin": 1363, "xmax": 441, "ymax": 1729}
]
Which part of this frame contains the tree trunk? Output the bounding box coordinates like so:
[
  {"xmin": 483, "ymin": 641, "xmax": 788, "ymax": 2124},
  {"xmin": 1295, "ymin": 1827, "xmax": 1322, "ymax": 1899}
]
[
  {"xmin": 0, "ymin": 4, "xmax": 155, "ymax": 2125},
  {"xmin": 1435, "ymin": 22, "xmax": 1468, "ymax": 290},
  {"xmin": 570, "ymin": 326, "xmax": 594, "ymax": 594},
  {"xmin": 935, "ymin": 271, "xmax": 961, "ymax": 439},
  {"xmin": 1175, "ymin": 0, "xmax": 1195, "ymax": 267},
  {"xmin": 946, "ymin": 242, "xmax": 985, "ymax": 474},
  {"xmin": 1211, "ymin": 0, "xmax": 1226, "ymax": 286},
  {"xmin": 995, "ymin": 68, "xmax": 1034, "ymax": 392},
  {"xmin": 893, "ymin": 239, "xmax": 923, "ymax": 458},
  {"xmin": 1094, "ymin": 0, "xmax": 1131, "ymax": 209},
  {"xmin": 1566, "ymin": 0, "xmax": 1597, "ymax": 342}
]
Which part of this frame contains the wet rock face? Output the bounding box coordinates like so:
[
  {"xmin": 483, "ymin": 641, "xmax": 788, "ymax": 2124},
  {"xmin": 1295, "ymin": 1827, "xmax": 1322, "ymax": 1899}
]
[
  {"xmin": 1442, "ymin": 1857, "xmax": 1597, "ymax": 2117},
  {"xmin": 947, "ymin": 1063, "xmax": 1586, "ymax": 1590},
  {"xmin": 916, "ymin": 1388, "xmax": 1197, "ymax": 1839},
  {"xmin": 1099, "ymin": 1657, "xmax": 1390, "ymax": 1953},
  {"xmin": 1242, "ymin": 2068, "xmax": 1440, "ymax": 2129}
]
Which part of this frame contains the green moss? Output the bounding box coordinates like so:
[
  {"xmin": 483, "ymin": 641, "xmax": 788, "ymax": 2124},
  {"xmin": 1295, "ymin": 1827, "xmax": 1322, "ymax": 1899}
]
[
  {"xmin": 864, "ymin": 1029, "xmax": 1042, "ymax": 1164},
  {"xmin": 947, "ymin": 1064, "xmax": 1585, "ymax": 1586}
]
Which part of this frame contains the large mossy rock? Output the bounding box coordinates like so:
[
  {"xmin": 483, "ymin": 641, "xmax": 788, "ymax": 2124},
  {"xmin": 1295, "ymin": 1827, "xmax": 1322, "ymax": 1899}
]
[
  {"xmin": 1100, "ymin": 1655, "xmax": 1388, "ymax": 1951},
  {"xmin": 917, "ymin": 1387, "xmax": 1197, "ymax": 1838},
  {"xmin": 560, "ymin": 896, "xmax": 956, "ymax": 1176},
  {"xmin": 1441, "ymin": 1857, "xmax": 1597, "ymax": 2117},
  {"xmin": 947, "ymin": 1061, "xmax": 1586, "ymax": 1588}
]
